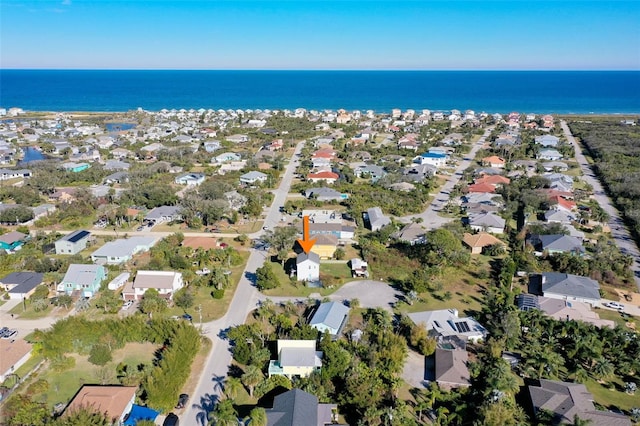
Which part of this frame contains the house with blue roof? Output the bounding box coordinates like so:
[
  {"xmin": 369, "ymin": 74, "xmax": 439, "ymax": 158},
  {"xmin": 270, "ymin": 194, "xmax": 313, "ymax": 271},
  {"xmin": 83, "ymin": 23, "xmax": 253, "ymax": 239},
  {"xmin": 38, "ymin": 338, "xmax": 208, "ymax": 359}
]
[
  {"xmin": 309, "ymin": 301, "xmax": 350, "ymax": 338},
  {"xmin": 415, "ymin": 151, "xmax": 448, "ymax": 167}
]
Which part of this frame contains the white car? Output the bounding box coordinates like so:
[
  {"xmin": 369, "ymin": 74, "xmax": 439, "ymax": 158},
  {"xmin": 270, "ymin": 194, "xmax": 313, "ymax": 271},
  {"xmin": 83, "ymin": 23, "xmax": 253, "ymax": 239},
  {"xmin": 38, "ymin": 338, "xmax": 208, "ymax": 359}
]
[
  {"xmin": 122, "ymin": 300, "xmax": 133, "ymax": 310},
  {"xmin": 603, "ymin": 302, "xmax": 624, "ymax": 311}
]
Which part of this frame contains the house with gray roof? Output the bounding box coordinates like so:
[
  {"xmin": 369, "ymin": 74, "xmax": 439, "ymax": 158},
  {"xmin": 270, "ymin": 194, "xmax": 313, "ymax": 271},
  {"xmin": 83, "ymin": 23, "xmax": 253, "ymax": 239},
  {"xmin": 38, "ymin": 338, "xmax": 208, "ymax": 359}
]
[
  {"xmin": 354, "ymin": 164, "xmax": 386, "ymax": 182},
  {"xmin": 103, "ymin": 159, "xmax": 130, "ymax": 171},
  {"xmin": 527, "ymin": 234, "xmax": 584, "ymax": 255},
  {"xmin": 174, "ymin": 172, "xmax": 205, "ymax": 186},
  {"xmin": 240, "ymin": 171, "xmax": 268, "ymax": 185},
  {"xmin": 297, "ymin": 252, "xmax": 320, "ymax": 282},
  {"xmin": 542, "ymin": 161, "xmax": 569, "ymax": 172},
  {"xmin": 304, "ymin": 187, "xmax": 344, "ymax": 202},
  {"xmin": 529, "ymin": 272, "xmax": 601, "ymax": 306},
  {"xmin": 57, "ymin": 264, "xmax": 107, "ymax": 298},
  {"xmin": 467, "ymin": 212, "xmax": 506, "ymax": 234},
  {"xmin": 364, "ymin": 207, "xmax": 391, "ymax": 231},
  {"xmin": 403, "ymin": 163, "xmax": 437, "ymax": 182},
  {"xmin": 0, "ymin": 272, "xmax": 44, "ymax": 300},
  {"xmin": 104, "ymin": 171, "xmax": 129, "ymax": 185},
  {"xmin": 55, "ymin": 230, "xmax": 91, "ymax": 255},
  {"xmin": 309, "ymin": 302, "xmax": 350, "ymax": 338},
  {"xmin": 526, "ymin": 379, "xmax": 631, "ymax": 426},
  {"xmin": 392, "ymin": 222, "xmax": 426, "ymax": 245},
  {"xmin": 265, "ymin": 388, "xmax": 336, "ymax": 426},
  {"xmin": 535, "ymin": 135, "xmax": 560, "ymax": 147},
  {"xmin": 434, "ymin": 348, "xmax": 471, "ymax": 390},
  {"xmin": 145, "ymin": 206, "xmax": 181, "ymax": 224},
  {"xmin": 268, "ymin": 340, "xmax": 323, "ymax": 379},
  {"xmin": 538, "ymin": 148, "xmax": 563, "ymax": 161},
  {"xmin": 90, "ymin": 237, "xmax": 157, "ymax": 265},
  {"xmin": 544, "ymin": 209, "xmax": 576, "ymax": 224},
  {"xmin": 408, "ymin": 309, "xmax": 488, "ymax": 343}
]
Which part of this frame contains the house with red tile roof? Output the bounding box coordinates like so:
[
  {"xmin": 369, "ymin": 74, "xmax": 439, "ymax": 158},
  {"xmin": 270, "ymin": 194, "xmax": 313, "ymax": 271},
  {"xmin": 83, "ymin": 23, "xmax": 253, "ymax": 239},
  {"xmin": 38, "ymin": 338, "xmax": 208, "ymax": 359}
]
[
  {"xmin": 549, "ymin": 195, "xmax": 577, "ymax": 212},
  {"xmin": 467, "ymin": 183, "xmax": 496, "ymax": 194},
  {"xmin": 307, "ymin": 171, "xmax": 339, "ymax": 184},
  {"xmin": 474, "ymin": 175, "xmax": 510, "ymax": 187},
  {"xmin": 481, "ymin": 156, "xmax": 506, "ymax": 168}
]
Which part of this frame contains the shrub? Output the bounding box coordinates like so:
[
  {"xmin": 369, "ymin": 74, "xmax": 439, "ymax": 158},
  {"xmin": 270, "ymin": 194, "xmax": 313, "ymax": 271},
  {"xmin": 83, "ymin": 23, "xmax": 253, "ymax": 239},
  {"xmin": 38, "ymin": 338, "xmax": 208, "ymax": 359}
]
[
  {"xmin": 211, "ymin": 289, "xmax": 225, "ymax": 299},
  {"xmin": 88, "ymin": 344, "xmax": 112, "ymax": 366}
]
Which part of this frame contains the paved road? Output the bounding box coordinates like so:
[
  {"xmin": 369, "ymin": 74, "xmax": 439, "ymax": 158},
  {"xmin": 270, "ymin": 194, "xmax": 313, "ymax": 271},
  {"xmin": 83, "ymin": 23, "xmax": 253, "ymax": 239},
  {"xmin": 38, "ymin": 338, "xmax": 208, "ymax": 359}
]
[
  {"xmin": 400, "ymin": 126, "xmax": 494, "ymax": 227},
  {"xmin": 560, "ymin": 121, "xmax": 640, "ymax": 291},
  {"xmin": 183, "ymin": 140, "xmax": 306, "ymax": 425}
]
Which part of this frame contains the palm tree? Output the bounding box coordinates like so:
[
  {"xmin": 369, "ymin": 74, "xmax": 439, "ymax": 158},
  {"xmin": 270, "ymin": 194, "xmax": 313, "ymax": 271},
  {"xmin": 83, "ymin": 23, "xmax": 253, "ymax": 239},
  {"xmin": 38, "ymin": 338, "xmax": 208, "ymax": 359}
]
[
  {"xmin": 247, "ymin": 407, "xmax": 268, "ymax": 426},
  {"xmin": 223, "ymin": 377, "xmax": 243, "ymax": 400},
  {"xmin": 241, "ymin": 365, "xmax": 263, "ymax": 398},
  {"xmin": 209, "ymin": 399, "xmax": 238, "ymax": 426},
  {"xmin": 591, "ymin": 358, "xmax": 614, "ymax": 381}
]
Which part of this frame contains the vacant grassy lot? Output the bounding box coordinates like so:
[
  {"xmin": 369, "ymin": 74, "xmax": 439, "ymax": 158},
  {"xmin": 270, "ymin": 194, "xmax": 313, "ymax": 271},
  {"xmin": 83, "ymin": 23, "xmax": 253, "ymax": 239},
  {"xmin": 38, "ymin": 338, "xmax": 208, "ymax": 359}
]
[
  {"xmin": 31, "ymin": 342, "xmax": 157, "ymax": 409},
  {"xmin": 584, "ymin": 378, "xmax": 639, "ymax": 412}
]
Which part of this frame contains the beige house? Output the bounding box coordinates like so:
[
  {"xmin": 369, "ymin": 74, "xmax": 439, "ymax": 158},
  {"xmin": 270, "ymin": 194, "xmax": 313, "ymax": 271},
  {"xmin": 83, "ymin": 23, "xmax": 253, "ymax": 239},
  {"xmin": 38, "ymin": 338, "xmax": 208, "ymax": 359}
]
[
  {"xmin": 462, "ymin": 232, "xmax": 505, "ymax": 254},
  {"xmin": 63, "ymin": 385, "xmax": 136, "ymax": 424},
  {"xmin": 0, "ymin": 338, "xmax": 33, "ymax": 382},
  {"xmin": 122, "ymin": 270, "xmax": 184, "ymax": 301},
  {"xmin": 268, "ymin": 340, "xmax": 323, "ymax": 378}
]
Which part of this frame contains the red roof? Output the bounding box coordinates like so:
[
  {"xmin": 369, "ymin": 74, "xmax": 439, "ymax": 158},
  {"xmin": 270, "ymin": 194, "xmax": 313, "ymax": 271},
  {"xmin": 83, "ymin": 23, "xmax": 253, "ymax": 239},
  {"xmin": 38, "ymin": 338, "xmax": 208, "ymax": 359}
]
[
  {"xmin": 482, "ymin": 155, "xmax": 505, "ymax": 165},
  {"xmin": 308, "ymin": 171, "xmax": 339, "ymax": 180},
  {"xmin": 475, "ymin": 175, "xmax": 510, "ymax": 186},
  {"xmin": 549, "ymin": 195, "xmax": 576, "ymax": 211},
  {"xmin": 312, "ymin": 149, "xmax": 336, "ymax": 159},
  {"xmin": 467, "ymin": 183, "xmax": 496, "ymax": 193}
]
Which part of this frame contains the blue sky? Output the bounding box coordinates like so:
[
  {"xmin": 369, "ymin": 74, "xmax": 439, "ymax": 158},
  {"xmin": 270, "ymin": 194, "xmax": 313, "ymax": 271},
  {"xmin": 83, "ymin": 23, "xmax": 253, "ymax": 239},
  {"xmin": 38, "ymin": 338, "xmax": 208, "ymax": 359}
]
[{"xmin": 1, "ymin": 1, "xmax": 639, "ymax": 70}]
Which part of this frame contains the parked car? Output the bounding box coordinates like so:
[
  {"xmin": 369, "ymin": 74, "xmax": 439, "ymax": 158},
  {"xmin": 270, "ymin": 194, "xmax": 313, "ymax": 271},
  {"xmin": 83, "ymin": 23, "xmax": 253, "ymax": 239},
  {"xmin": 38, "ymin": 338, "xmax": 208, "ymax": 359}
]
[
  {"xmin": 122, "ymin": 300, "xmax": 133, "ymax": 310},
  {"xmin": 182, "ymin": 314, "xmax": 193, "ymax": 322},
  {"xmin": 603, "ymin": 301, "xmax": 625, "ymax": 311},
  {"xmin": 175, "ymin": 393, "xmax": 189, "ymax": 409},
  {"xmin": 1, "ymin": 329, "xmax": 17, "ymax": 339},
  {"xmin": 163, "ymin": 413, "xmax": 179, "ymax": 426},
  {"xmin": 136, "ymin": 226, "xmax": 145, "ymax": 231}
]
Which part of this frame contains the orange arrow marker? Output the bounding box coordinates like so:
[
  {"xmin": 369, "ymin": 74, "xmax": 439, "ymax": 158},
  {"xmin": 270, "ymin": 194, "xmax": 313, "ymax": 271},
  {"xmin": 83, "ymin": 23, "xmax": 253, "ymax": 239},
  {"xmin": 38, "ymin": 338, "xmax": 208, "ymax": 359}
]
[{"xmin": 297, "ymin": 215, "xmax": 316, "ymax": 254}]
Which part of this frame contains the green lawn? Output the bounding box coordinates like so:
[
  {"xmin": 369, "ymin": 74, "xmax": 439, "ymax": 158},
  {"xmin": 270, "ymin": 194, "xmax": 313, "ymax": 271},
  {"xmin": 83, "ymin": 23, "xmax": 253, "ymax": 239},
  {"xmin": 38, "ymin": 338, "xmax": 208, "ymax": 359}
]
[
  {"xmin": 10, "ymin": 302, "xmax": 71, "ymax": 320},
  {"xmin": 319, "ymin": 262, "xmax": 353, "ymax": 280},
  {"xmin": 584, "ymin": 378, "xmax": 639, "ymax": 412},
  {"xmin": 261, "ymin": 259, "xmax": 351, "ymax": 298},
  {"xmin": 32, "ymin": 342, "xmax": 157, "ymax": 409}
]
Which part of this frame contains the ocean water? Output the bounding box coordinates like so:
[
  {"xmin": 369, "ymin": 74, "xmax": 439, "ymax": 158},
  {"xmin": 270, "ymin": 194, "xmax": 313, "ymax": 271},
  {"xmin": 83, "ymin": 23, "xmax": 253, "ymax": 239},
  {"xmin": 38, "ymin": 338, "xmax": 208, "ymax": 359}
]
[{"xmin": 1, "ymin": 70, "xmax": 639, "ymax": 114}]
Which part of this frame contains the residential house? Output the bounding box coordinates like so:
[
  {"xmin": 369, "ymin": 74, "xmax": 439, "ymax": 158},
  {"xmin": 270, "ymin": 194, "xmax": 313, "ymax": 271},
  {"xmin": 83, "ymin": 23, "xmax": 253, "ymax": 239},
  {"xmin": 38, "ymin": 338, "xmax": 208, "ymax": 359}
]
[
  {"xmin": 408, "ymin": 309, "xmax": 488, "ymax": 343},
  {"xmin": 214, "ymin": 152, "xmax": 242, "ymax": 163},
  {"xmin": 0, "ymin": 339, "xmax": 33, "ymax": 382},
  {"xmin": 462, "ymin": 232, "xmax": 505, "ymax": 254},
  {"xmin": 107, "ymin": 272, "xmax": 130, "ymax": 291},
  {"xmin": 529, "ymin": 272, "xmax": 601, "ymax": 306},
  {"xmin": 350, "ymin": 258, "xmax": 369, "ymax": 278},
  {"xmin": 203, "ymin": 140, "xmax": 221, "ymax": 152},
  {"xmin": 481, "ymin": 156, "xmax": 506, "ymax": 168},
  {"xmin": 0, "ymin": 231, "xmax": 29, "ymax": 252},
  {"xmin": 538, "ymin": 148, "xmax": 563, "ymax": 161},
  {"xmin": 63, "ymin": 385, "xmax": 137, "ymax": 425},
  {"xmin": 354, "ymin": 164, "xmax": 386, "ymax": 182},
  {"xmin": 542, "ymin": 161, "xmax": 569, "ymax": 172},
  {"xmin": 111, "ymin": 147, "xmax": 134, "ymax": 159},
  {"xmin": 544, "ymin": 209, "xmax": 577, "ymax": 224},
  {"xmin": 308, "ymin": 223, "xmax": 355, "ymax": 240},
  {"xmin": 518, "ymin": 295, "xmax": 614, "ymax": 328},
  {"xmin": 467, "ymin": 182, "xmax": 496, "ymax": 194},
  {"xmin": 526, "ymin": 379, "xmax": 630, "ymax": 426},
  {"xmin": 58, "ymin": 264, "xmax": 107, "ymax": 298},
  {"xmin": 104, "ymin": 171, "xmax": 129, "ymax": 185},
  {"xmin": 90, "ymin": 237, "xmax": 157, "ymax": 265},
  {"xmin": 265, "ymin": 388, "xmax": 337, "ymax": 426},
  {"xmin": 296, "ymin": 252, "xmax": 320, "ymax": 282},
  {"xmin": 218, "ymin": 160, "xmax": 247, "ymax": 174},
  {"xmin": 49, "ymin": 188, "xmax": 77, "ymax": 204},
  {"xmin": 103, "ymin": 160, "xmax": 130, "ymax": 171},
  {"xmin": 310, "ymin": 234, "xmax": 339, "ymax": 259},
  {"xmin": 225, "ymin": 134, "xmax": 249, "ymax": 143},
  {"xmin": 174, "ymin": 172, "xmax": 206, "ymax": 186},
  {"xmin": 240, "ymin": 171, "xmax": 268, "ymax": 185},
  {"xmin": 392, "ymin": 222, "xmax": 426, "ymax": 245},
  {"xmin": 268, "ymin": 340, "xmax": 323, "ymax": 378},
  {"xmin": 474, "ymin": 175, "xmax": 510, "ymax": 188},
  {"xmin": 0, "ymin": 272, "xmax": 44, "ymax": 300},
  {"xmin": 55, "ymin": 230, "xmax": 91, "ymax": 255},
  {"xmin": 434, "ymin": 348, "xmax": 471, "ymax": 390},
  {"xmin": 403, "ymin": 164, "xmax": 437, "ymax": 182},
  {"xmin": 531, "ymin": 234, "xmax": 585, "ymax": 255},
  {"xmin": 122, "ymin": 270, "xmax": 184, "ymax": 301},
  {"xmin": 304, "ymin": 187, "xmax": 344, "ymax": 202},
  {"xmin": 535, "ymin": 135, "xmax": 560, "ymax": 147},
  {"xmin": 302, "ymin": 209, "xmax": 342, "ymax": 224},
  {"xmin": 548, "ymin": 195, "xmax": 576, "ymax": 212},
  {"xmin": 0, "ymin": 168, "xmax": 31, "ymax": 180},
  {"xmin": 145, "ymin": 205, "xmax": 181, "ymax": 224},
  {"xmin": 61, "ymin": 162, "xmax": 90, "ymax": 173},
  {"xmin": 364, "ymin": 207, "xmax": 391, "ymax": 231},
  {"xmin": 415, "ymin": 151, "xmax": 447, "ymax": 167},
  {"xmin": 224, "ymin": 190, "xmax": 248, "ymax": 211},
  {"xmin": 467, "ymin": 212, "xmax": 506, "ymax": 234},
  {"xmin": 309, "ymin": 301, "xmax": 350, "ymax": 338},
  {"xmin": 307, "ymin": 171, "xmax": 339, "ymax": 184}
]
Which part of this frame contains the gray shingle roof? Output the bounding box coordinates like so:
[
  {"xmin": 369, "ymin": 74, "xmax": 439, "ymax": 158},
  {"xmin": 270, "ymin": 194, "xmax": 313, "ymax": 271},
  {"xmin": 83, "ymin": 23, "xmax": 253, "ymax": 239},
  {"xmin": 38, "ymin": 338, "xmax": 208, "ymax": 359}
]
[
  {"xmin": 531, "ymin": 272, "xmax": 601, "ymax": 301},
  {"xmin": 266, "ymin": 389, "xmax": 336, "ymax": 426},
  {"xmin": 309, "ymin": 302, "xmax": 350, "ymax": 334}
]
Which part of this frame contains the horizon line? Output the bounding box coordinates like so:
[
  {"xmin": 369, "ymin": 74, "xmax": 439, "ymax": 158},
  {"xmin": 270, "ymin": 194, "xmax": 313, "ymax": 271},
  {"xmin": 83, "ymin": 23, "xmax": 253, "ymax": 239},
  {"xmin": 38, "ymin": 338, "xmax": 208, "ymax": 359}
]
[{"xmin": 2, "ymin": 68, "xmax": 639, "ymax": 72}]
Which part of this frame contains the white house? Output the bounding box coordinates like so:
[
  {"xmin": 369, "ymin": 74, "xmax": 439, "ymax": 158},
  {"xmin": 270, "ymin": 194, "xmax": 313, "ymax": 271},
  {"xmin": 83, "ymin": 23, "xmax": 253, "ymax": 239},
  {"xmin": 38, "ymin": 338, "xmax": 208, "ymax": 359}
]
[
  {"xmin": 90, "ymin": 237, "xmax": 157, "ymax": 265},
  {"xmin": 55, "ymin": 230, "xmax": 91, "ymax": 255},
  {"xmin": 268, "ymin": 340, "xmax": 323, "ymax": 378},
  {"xmin": 174, "ymin": 172, "xmax": 206, "ymax": 186},
  {"xmin": 468, "ymin": 212, "xmax": 506, "ymax": 234},
  {"xmin": 408, "ymin": 309, "xmax": 488, "ymax": 343},
  {"xmin": 415, "ymin": 152, "xmax": 447, "ymax": 167},
  {"xmin": 538, "ymin": 148, "xmax": 563, "ymax": 161},
  {"xmin": 309, "ymin": 301, "xmax": 350, "ymax": 337},
  {"xmin": 240, "ymin": 171, "xmax": 268, "ymax": 185},
  {"xmin": 296, "ymin": 252, "xmax": 320, "ymax": 282},
  {"xmin": 529, "ymin": 272, "xmax": 601, "ymax": 306},
  {"xmin": 122, "ymin": 270, "xmax": 184, "ymax": 301}
]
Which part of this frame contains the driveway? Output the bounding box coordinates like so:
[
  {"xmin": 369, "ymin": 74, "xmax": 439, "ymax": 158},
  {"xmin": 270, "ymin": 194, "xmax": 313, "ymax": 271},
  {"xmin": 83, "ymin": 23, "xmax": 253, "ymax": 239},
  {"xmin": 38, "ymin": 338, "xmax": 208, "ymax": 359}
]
[
  {"xmin": 402, "ymin": 349, "xmax": 428, "ymax": 388},
  {"xmin": 560, "ymin": 121, "xmax": 640, "ymax": 290},
  {"xmin": 328, "ymin": 280, "xmax": 401, "ymax": 312},
  {"xmin": 400, "ymin": 126, "xmax": 494, "ymax": 228}
]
